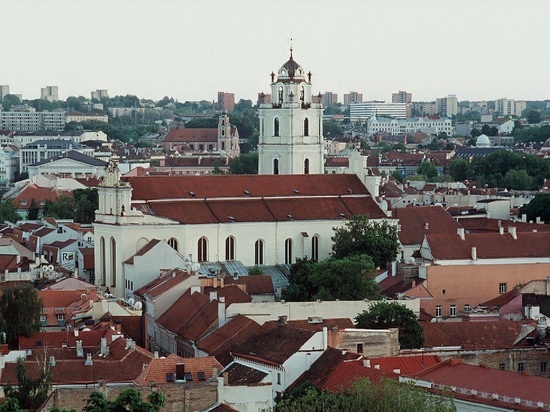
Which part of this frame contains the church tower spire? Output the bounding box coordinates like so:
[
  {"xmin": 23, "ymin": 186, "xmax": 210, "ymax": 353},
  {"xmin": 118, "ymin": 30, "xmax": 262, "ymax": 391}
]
[{"xmin": 257, "ymin": 49, "xmax": 324, "ymax": 175}]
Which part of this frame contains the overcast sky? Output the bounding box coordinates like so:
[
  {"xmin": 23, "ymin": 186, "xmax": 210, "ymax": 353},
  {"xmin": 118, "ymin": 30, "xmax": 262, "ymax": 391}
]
[{"xmin": 2, "ymin": 0, "xmax": 549, "ymax": 103}]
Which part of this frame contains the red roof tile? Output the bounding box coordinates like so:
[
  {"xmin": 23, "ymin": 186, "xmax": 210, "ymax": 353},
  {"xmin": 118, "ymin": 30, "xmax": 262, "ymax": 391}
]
[
  {"xmin": 163, "ymin": 128, "xmax": 218, "ymax": 143},
  {"xmin": 394, "ymin": 206, "xmax": 462, "ymax": 245},
  {"xmin": 323, "ymin": 359, "xmax": 398, "ymax": 392},
  {"xmin": 367, "ymin": 354, "xmax": 441, "ymax": 375},
  {"xmin": 134, "ymin": 268, "xmax": 192, "ymax": 299},
  {"xmin": 135, "ymin": 354, "xmax": 222, "ymax": 385}
]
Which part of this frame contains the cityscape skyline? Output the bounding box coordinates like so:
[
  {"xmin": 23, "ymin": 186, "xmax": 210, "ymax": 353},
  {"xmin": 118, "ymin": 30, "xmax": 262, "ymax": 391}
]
[{"xmin": 2, "ymin": 0, "xmax": 550, "ymax": 103}]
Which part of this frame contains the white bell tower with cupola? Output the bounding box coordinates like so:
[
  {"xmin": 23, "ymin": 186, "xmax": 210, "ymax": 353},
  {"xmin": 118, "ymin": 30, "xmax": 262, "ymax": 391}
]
[{"xmin": 258, "ymin": 48, "xmax": 324, "ymax": 175}]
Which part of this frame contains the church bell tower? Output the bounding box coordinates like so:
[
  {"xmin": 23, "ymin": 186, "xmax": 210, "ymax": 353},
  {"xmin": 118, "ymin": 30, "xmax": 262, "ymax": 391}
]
[{"xmin": 258, "ymin": 49, "xmax": 324, "ymax": 175}]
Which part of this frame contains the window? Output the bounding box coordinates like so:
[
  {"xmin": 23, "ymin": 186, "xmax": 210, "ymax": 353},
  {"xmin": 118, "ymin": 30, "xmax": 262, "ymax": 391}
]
[
  {"xmin": 542, "ymin": 362, "xmax": 547, "ymax": 372},
  {"xmin": 110, "ymin": 237, "xmax": 116, "ymax": 287},
  {"xmin": 168, "ymin": 238, "xmax": 178, "ymax": 252},
  {"xmin": 278, "ymin": 87, "xmax": 283, "ymax": 104},
  {"xmin": 311, "ymin": 235, "xmax": 319, "ymax": 262},
  {"xmin": 198, "ymin": 237, "xmax": 208, "ymax": 262},
  {"xmin": 304, "ymin": 158, "xmax": 310, "ymax": 175},
  {"xmin": 274, "ymin": 117, "xmax": 280, "ymax": 136},
  {"xmin": 57, "ymin": 313, "xmax": 65, "ymax": 322},
  {"xmin": 199, "ymin": 144, "xmax": 204, "ymax": 151},
  {"xmin": 450, "ymin": 305, "xmax": 456, "ymax": 317},
  {"xmin": 285, "ymin": 238, "xmax": 293, "ymax": 264},
  {"xmin": 273, "ymin": 158, "xmax": 279, "ymax": 175},
  {"xmin": 435, "ymin": 305, "xmax": 442, "ymax": 317},
  {"xmin": 208, "ymin": 144, "xmax": 214, "ymax": 151},
  {"xmin": 356, "ymin": 343, "xmax": 364, "ymax": 353},
  {"xmin": 40, "ymin": 315, "xmax": 47, "ymax": 325},
  {"xmin": 255, "ymin": 240, "xmax": 264, "ymax": 265},
  {"xmin": 304, "ymin": 118, "xmax": 309, "ymax": 136},
  {"xmin": 464, "ymin": 304, "xmax": 471, "ymax": 311},
  {"xmin": 100, "ymin": 237, "xmax": 106, "ymax": 286},
  {"xmin": 277, "ymin": 373, "xmax": 281, "ymax": 385},
  {"xmin": 518, "ymin": 362, "xmax": 525, "ymax": 372},
  {"xmin": 225, "ymin": 236, "xmax": 235, "ymax": 261},
  {"xmin": 499, "ymin": 283, "xmax": 507, "ymax": 294},
  {"xmin": 499, "ymin": 363, "xmax": 506, "ymax": 371}
]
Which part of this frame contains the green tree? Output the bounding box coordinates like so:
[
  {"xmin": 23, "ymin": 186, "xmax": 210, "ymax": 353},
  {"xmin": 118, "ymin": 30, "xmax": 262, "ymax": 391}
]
[
  {"xmin": 470, "ymin": 128, "xmax": 481, "ymax": 138},
  {"xmin": 0, "ymin": 200, "xmax": 19, "ymax": 223},
  {"xmin": 519, "ymin": 193, "xmax": 550, "ymax": 223},
  {"xmin": 43, "ymin": 194, "xmax": 75, "ymax": 220},
  {"xmin": 502, "ymin": 169, "xmax": 533, "ymax": 190},
  {"xmin": 448, "ymin": 158, "xmax": 469, "ymax": 181},
  {"xmin": 184, "ymin": 117, "xmax": 218, "ymax": 128},
  {"xmin": 0, "ymin": 285, "xmax": 43, "ymax": 348},
  {"xmin": 1, "ymin": 94, "xmax": 21, "ymax": 111},
  {"xmin": 332, "ymin": 215, "xmax": 399, "ymax": 269},
  {"xmin": 391, "ymin": 170, "xmax": 405, "ymax": 184},
  {"xmin": 356, "ymin": 301, "xmax": 424, "ymax": 349},
  {"xmin": 26, "ymin": 198, "xmax": 40, "ymax": 220},
  {"xmin": 73, "ymin": 189, "xmax": 98, "ymax": 224},
  {"xmin": 82, "ymin": 388, "xmax": 165, "ymax": 412},
  {"xmin": 275, "ymin": 377, "xmax": 454, "ymax": 412},
  {"xmin": 229, "ymin": 152, "xmax": 258, "ymax": 174},
  {"xmin": 3, "ymin": 358, "xmax": 51, "ymax": 411},
  {"xmin": 234, "ymin": 99, "xmax": 253, "ymax": 112},
  {"xmin": 323, "ymin": 120, "xmax": 344, "ymax": 138},
  {"xmin": 526, "ymin": 109, "xmax": 542, "ymax": 124},
  {"xmin": 417, "ymin": 162, "xmax": 438, "ymax": 179},
  {"xmin": 283, "ymin": 255, "xmax": 380, "ymax": 302}
]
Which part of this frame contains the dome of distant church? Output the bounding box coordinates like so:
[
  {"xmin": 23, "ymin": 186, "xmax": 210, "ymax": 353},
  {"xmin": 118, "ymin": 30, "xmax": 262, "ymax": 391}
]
[
  {"xmin": 278, "ymin": 48, "xmax": 305, "ymax": 79},
  {"xmin": 476, "ymin": 134, "xmax": 491, "ymax": 148}
]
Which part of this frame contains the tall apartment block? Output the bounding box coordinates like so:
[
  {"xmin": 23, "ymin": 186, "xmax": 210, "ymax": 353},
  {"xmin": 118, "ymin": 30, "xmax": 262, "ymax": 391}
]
[
  {"xmin": 322, "ymin": 92, "xmax": 338, "ymax": 107},
  {"xmin": 217, "ymin": 92, "xmax": 235, "ymax": 112},
  {"xmin": 0, "ymin": 85, "xmax": 9, "ymax": 100},
  {"xmin": 436, "ymin": 95, "xmax": 458, "ymax": 117},
  {"xmin": 343, "ymin": 91, "xmax": 363, "ymax": 106},
  {"xmin": 41, "ymin": 86, "xmax": 59, "ymax": 102},
  {"xmin": 91, "ymin": 89, "xmax": 109, "ymax": 100},
  {"xmin": 392, "ymin": 91, "xmax": 412, "ymax": 104},
  {"xmin": 495, "ymin": 98, "xmax": 526, "ymax": 117}
]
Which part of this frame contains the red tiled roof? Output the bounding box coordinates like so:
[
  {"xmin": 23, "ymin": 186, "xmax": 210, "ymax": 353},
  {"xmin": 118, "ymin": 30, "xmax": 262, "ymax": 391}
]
[
  {"xmin": 18, "ymin": 330, "xmax": 106, "ymax": 350},
  {"xmin": 135, "ymin": 354, "xmax": 222, "ymax": 386},
  {"xmin": 422, "ymin": 320, "xmax": 532, "ymax": 349},
  {"xmin": 222, "ymin": 362, "xmax": 267, "ymax": 385},
  {"xmin": 225, "ymin": 275, "xmax": 274, "ymax": 295},
  {"xmin": 460, "ymin": 218, "xmax": 550, "ymax": 233},
  {"xmin": 11, "ymin": 184, "xmax": 72, "ymax": 210},
  {"xmin": 480, "ymin": 287, "xmax": 521, "ymax": 307},
  {"xmin": 124, "ymin": 174, "xmax": 371, "ymax": 200},
  {"xmin": 406, "ymin": 359, "xmax": 550, "ymax": 408},
  {"xmin": 323, "ymin": 359, "xmax": 398, "ymax": 392},
  {"xmin": 367, "ymin": 354, "xmax": 441, "ymax": 375},
  {"xmin": 38, "ymin": 290, "xmax": 84, "ymax": 308},
  {"xmin": 134, "ymin": 268, "xmax": 191, "ymax": 299},
  {"xmin": 163, "ymin": 128, "xmax": 218, "ymax": 143},
  {"xmin": 79, "ymin": 248, "xmax": 95, "ymax": 270},
  {"xmin": 426, "ymin": 231, "xmax": 550, "ymax": 260},
  {"xmin": 394, "ymin": 206, "xmax": 462, "ymax": 245},
  {"xmin": 197, "ymin": 315, "xmax": 261, "ymax": 366}
]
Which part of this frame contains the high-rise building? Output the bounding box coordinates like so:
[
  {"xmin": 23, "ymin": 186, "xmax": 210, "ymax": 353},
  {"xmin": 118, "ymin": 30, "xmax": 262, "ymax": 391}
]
[
  {"xmin": 322, "ymin": 92, "xmax": 338, "ymax": 107},
  {"xmin": 392, "ymin": 91, "xmax": 412, "ymax": 104},
  {"xmin": 0, "ymin": 85, "xmax": 9, "ymax": 100},
  {"xmin": 91, "ymin": 89, "xmax": 109, "ymax": 100},
  {"xmin": 258, "ymin": 49, "xmax": 324, "ymax": 175},
  {"xmin": 436, "ymin": 95, "xmax": 458, "ymax": 117},
  {"xmin": 0, "ymin": 109, "xmax": 65, "ymax": 131},
  {"xmin": 217, "ymin": 92, "xmax": 235, "ymax": 112},
  {"xmin": 349, "ymin": 102, "xmax": 407, "ymax": 122},
  {"xmin": 40, "ymin": 86, "xmax": 59, "ymax": 102},
  {"xmin": 495, "ymin": 98, "xmax": 526, "ymax": 117},
  {"xmin": 343, "ymin": 91, "xmax": 363, "ymax": 106}
]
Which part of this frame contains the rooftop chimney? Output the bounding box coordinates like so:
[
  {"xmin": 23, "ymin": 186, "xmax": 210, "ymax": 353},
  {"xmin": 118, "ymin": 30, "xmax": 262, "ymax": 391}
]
[
  {"xmin": 154, "ymin": 351, "xmax": 159, "ymax": 359},
  {"xmin": 218, "ymin": 296, "xmax": 227, "ymax": 328},
  {"xmin": 424, "ymin": 223, "xmax": 429, "ymax": 230},
  {"xmin": 100, "ymin": 337, "xmax": 109, "ymax": 357},
  {"xmin": 499, "ymin": 226, "xmax": 504, "ymax": 235},
  {"xmin": 85, "ymin": 353, "xmax": 93, "ymax": 366},
  {"xmin": 76, "ymin": 340, "xmax": 84, "ymax": 358},
  {"xmin": 209, "ymin": 291, "xmax": 218, "ymax": 302},
  {"xmin": 508, "ymin": 226, "xmax": 517, "ymax": 239},
  {"xmin": 457, "ymin": 227, "xmax": 465, "ymax": 240},
  {"xmin": 471, "ymin": 247, "xmax": 477, "ymax": 261},
  {"xmin": 49, "ymin": 356, "xmax": 56, "ymax": 367}
]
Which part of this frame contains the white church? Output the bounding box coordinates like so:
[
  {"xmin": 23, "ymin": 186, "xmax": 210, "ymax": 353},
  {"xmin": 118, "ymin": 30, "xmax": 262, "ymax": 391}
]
[{"xmin": 94, "ymin": 50, "xmax": 391, "ymax": 298}]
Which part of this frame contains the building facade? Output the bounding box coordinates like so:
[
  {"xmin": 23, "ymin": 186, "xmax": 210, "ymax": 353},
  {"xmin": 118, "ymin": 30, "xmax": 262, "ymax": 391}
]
[
  {"xmin": 0, "ymin": 109, "xmax": 65, "ymax": 132},
  {"xmin": 40, "ymin": 86, "xmax": 59, "ymax": 102},
  {"xmin": 217, "ymin": 92, "xmax": 235, "ymax": 112},
  {"xmin": 0, "ymin": 85, "xmax": 9, "ymax": 100},
  {"xmin": 392, "ymin": 91, "xmax": 412, "ymax": 104},
  {"xmin": 91, "ymin": 89, "xmax": 109, "ymax": 100},
  {"xmin": 343, "ymin": 91, "xmax": 363, "ymax": 106},
  {"xmin": 349, "ymin": 102, "xmax": 407, "ymax": 122},
  {"xmin": 257, "ymin": 49, "xmax": 325, "ymax": 175},
  {"xmin": 366, "ymin": 116, "xmax": 453, "ymax": 136},
  {"xmin": 435, "ymin": 95, "xmax": 458, "ymax": 117}
]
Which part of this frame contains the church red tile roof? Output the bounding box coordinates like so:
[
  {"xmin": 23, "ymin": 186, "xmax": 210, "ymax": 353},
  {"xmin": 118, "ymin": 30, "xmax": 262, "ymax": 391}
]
[{"xmin": 163, "ymin": 128, "xmax": 218, "ymax": 143}]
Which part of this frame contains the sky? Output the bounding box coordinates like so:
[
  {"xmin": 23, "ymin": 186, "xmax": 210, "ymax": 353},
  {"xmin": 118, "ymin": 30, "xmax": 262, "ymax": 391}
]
[{"xmin": 2, "ymin": 0, "xmax": 550, "ymax": 104}]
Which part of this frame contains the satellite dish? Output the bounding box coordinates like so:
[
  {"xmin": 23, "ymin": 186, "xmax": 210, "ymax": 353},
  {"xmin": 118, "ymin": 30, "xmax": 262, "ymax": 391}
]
[
  {"xmin": 42, "ymin": 265, "xmax": 49, "ymax": 272},
  {"xmin": 183, "ymin": 256, "xmax": 191, "ymax": 263},
  {"xmin": 133, "ymin": 301, "xmax": 143, "ymax": 310},
  {"xmin": 191, "ymin": 262, "xmax": 201, "ymax": 272},
  {"xmin": 128, "ymin": 298, "xmax": 135, "ymax": 306},
  {"xmin": 48, "ymin": 264, "xmax": 55, "ymax": 271}
]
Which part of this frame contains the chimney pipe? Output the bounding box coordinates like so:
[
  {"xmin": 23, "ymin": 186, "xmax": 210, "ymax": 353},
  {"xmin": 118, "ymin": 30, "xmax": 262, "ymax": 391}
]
[
  {"xmin": 218, "ymin": 296, "xmax": 226, "ymax": 328},
  {"xmin": 508, "ymin": 226, "xmax": 517, "ymax": 239},
  {"xmin": 471, "ymin": 247, "xmax": 477, "ymax": 261},
  {"xmin": 457, "ymin": 227, "xmax": 465, "ymax": 240},
  {"xmin": 499, "ymin": 226, "xmax": 504, "ymax": 235}
]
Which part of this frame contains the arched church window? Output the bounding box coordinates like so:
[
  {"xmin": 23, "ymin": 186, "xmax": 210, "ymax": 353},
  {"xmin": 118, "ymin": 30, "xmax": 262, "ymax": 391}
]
[
  {"xmin": 198, "ymin": 237, "xmax": 208, "ymax": 262},
  {"xmin": 168, "ymin": 237, "xmax": 178, "ymax": 252},
  {"xmin": 304, "ymin": 158, "xmax": 310, "ymax": 175},
  {"xmin": 285, "ymin": 238, "xmax": 293, "ymax": 264},
  {"xmin": 311, "ymin": 235, "xmax": 319, "ymax": 262},
  {"xmin": 304, "ymin": 118, "xmax": 309, "ymax": 136},
  {"xmin": 110, "ymin": 237, "xmax": 116, "ymax": 287},
  {"xmin": 274, "ymin": 118, "xmax": 280, "ymax": 136},
  {"xmin": 225, "ymin": 236, "xmax": 236, "ymax": 261},
  {"xmin": 278, "ymin": 86, "xmax": 283, "ymax": 104},
  {"xmin": 100, "ymin": 237, "xmax": 106, "ymax": 286},
  {"xmin": 222, "ymin": 141, "xmax": 225, "ymax": 150},
  {"xmin": 273, "ymin": 158, "xmax": 279, "ymax": 175},
  {"xmin": 255, "ymin": 239, "xmax": 264, "ymax": 265},
  {"xmin": 300, "ymin": 86, "xmax": 305, "ymax": 102}
]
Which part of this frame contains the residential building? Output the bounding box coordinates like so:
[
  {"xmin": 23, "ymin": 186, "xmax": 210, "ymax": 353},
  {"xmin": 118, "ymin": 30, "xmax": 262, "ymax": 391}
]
[
  {"xmin": 65, "ymin": 112, "xmax": 108, "ymax": 123},
  {"xmin": 366, "ymin": 116, "xmax": 453, "ymax": 136},
  {"xmin": 258, "ymin": 49, "xmax": 325, "ymax": 175},
  {"xmin": 108, "ymin": 107, "xmax": 144, "ymax": 118},
  {"xmin": 435, "ymin": 95, "xmax": 458, "ymax": 117},
  {"xmin": 322, "ymin": 91, "xmax": 338, "ymax": 107},
  {"xmin": 0, "ymin": 109, "xmax": 65, "ymax": 132},
  {"xmin": 14, "ymin": 130, "xmax": 108, "ymax": 147},
  {"xmin": 0, "ymin": 145, "xmax": 19, "ymax": 187},
  {"xmin": 495, "ymin": 97, "xmax": 527, "ymax": 117},
  {"xmin": 392, "ymin": 90, "xmax": 412, "ymax": 104},
  {"xmin": 40, "ymin": 85, "xmax": 59, "ymax": 102},
  {"xmin": 217, "ymin": 92, "xmax": 235, "ymax": 112},
  {"xmin": 91, "ymin": 89, "xmax": 108, "ymax": 100},
  {"xmin": 343, "ymin": 91, "xmax": 363, "ymax": 105},
  {"xmin": 411, "ymin": 101, "xmax": 437, "ymax": 116},
  {"xmin": 0, "ymin": 85, "xmax": 9, "ymax": 99},
  {"xmin": 27, "ymin": 150, "xmax": 108, "ymax": 179},
  {"xmin": 349, "ymin": 102, "xmax": 407, "ymax": 122}
]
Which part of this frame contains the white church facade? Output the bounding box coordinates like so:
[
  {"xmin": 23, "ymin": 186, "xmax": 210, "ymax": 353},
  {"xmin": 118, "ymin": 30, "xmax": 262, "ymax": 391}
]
[{"xmin": 94, "ymin": 50, "xmax": 391, "ymax": 299}]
